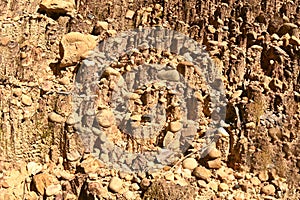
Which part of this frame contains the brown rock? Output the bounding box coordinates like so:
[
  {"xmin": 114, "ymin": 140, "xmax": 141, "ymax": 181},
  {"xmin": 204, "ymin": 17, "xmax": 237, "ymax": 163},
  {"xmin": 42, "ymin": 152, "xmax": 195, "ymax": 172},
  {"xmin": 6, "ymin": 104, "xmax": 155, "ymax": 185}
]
[
  {"xmin": 60, "ymin": 32, "xmax": 97, "ymax": 67},
  {"xmin": 258, "ymin": 171, "xmax": 269, "ymax": 182},
  {"xmin": 290, "ymin": 36, "xmax": 300, "ymax": 46},
  {"xmin": 80, "ymin": 157, "xmax": 104, "ymax": 174},
  {"xmin": 218, "ymin": 183, "xmax": 229, "ymax": 191},
  {"xmin": 67, "ymin": 150, "xmax": 81, "ymax": 161},
  {"xmin": 250, "ymin": 177, "xmax": 261, "ymax": 186},
  {"xmin": 261, "ymin": 184, "xmax": 276, "ymax": 195},
  {"xmin": 182, "ymin": 158, "xmax": 198, "ymax": 170},
  {"xmin": 207, "ymin": 158, "xmax": 222, "ymax": 169},
  {"xmin": 125, "ymin": 10, "xmax": 135, "ymax": 19},
  {"xmin": 169, "ymin": 121, "xmax": 182, "ymax": 132},
  {"xmin": 216, "ymin": 168, "xmax": 228, "ymax": 180},
  {"xmin": 27, "ymin": 161, "xmax": 43, "ymax": 175},
  {"xmin": 48, "ymin": 112, "xmax": 64, "ymax": 123},
  {"xmin": 21, "ymin": 94, "xmax": 32, "ymax": 106},
  {"xmin": 208, "ymin": 147, "xmax": 222, "ymax": 159},
  {"xmin": 45, "ymin": 184, "xmax": 62, "ymax": 196},
  {"xmin": 192, "ymin": 166, "xmax": 211, "ymax": 181},
  {"xmin": 143, "ymin": 179, "xmax": 197, "ymax": 200},
  {"xmin": 108, "ymin": 177, "xmax": 123, "ymax": 193},
  {"xmin": 12, "ymin": 88, "xmax": 22, "ymax": 97},
  {"xmin": 40, "ymin": 0, "xmax": 76, "ymax": 14},
  {"xmin": 140, "ymin": 178, "xmax": 151, "ymax": 190},
  {"xmin": 97, "ymin": 109, "xmax": 115, "ymax": 128},
  {"xmin": 33, "ymin": 173, "xmax": 58, "ymax": 195}
]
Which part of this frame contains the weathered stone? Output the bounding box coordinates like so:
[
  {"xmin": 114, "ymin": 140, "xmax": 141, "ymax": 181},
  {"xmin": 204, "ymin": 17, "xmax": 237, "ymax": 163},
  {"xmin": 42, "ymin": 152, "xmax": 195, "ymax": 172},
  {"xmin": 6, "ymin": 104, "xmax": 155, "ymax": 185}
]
[
  {"xmin": 96, "ymin": 21, "xmax": 108, "ymax": 30},
  {"xmin": 40, "ymin": 0, "xmax": 76, "ymax": 14},
  {"xmin": 33, "ymin": 173, "xmax": 58, "ymax": 195},
  {"xmin": 27, "ymin": 161, "xmax": 43, "ymax": 175},
  {"xmin": 125, "ymin": 10, "xmax": 135, "ymax": 19},
  {"xmin": 97, "ymin": 109, "xmax": 115, "ymax": 128},
  {"xmin": 207, "ymin": 158, "xmax": 222, "ymax": 169},
  {"xmin": 12, "ymin": 88, "xmax": 22, "ymax": 97},
  {"xmin": 192, "ymin": 166, "xmax": 211, "ymax": 181},
  {"xmin": 48, "ymin": 112, "xmax": 64, "ymax": 123},
  {"xmin": 143, "ymin": 179, "xmax": 196, "ymax": 200},
  {"xmin": 208, "ymin": 181, "xmax": 218, "ymax": 192},
  {"xmin": 157, "ymin": 70, "xmax": 180, "ymax": 81},
  {"xmin": 250, "ymin": 177, "xmax": 261, "ymax": 186},
  {"xmin": 60, "ymin": 32, "xmax": 97, "ymax": 67},
  {"xmin": 182, "ymin": 158, "xmax": 198, "ymax": 170},
  {"xmin": 45, "ymin": 184, "xmax": 62, "ymax": 196},
  {"xmin": 124, "ymin": 191, "xmax": 136, "ymax": 200},
  {"xmin": 21, "ymin": 94, "xmax": 32, "ymax": 106},
  {"xmin": 208, "ymin": 147, "xmax": 222, "ymax": 159},
  {"xmin": 216, "ymin": 168, "xmax": 228, "ymax": 180},
  {"xmin": 163, "ymin": 131, "xmax": 174, "ymax": 147},
  {"xmin": 108, "ymin": 177, "xmax": 123, "ymax": 193},
  {"xmin": 169, "ymin": 121, "xmax": 182, "ymax": 132},
  {"xmin": 219, "ymin": 183, "xmax": 229, "ymax": 191},
  {"xmin": 80, "ymin": 157, "xmax": 104, "ymax": 173},
  {"xmin": 261, "ymin": 184, "xmax": 276, "ymax": 195},
  {"xmin": 258, "ymin": 171, "xmax": 269, "ymax": 182},
  {"xmin": 67, "ymin": 150, "xmax": 81, "ymax": 161}
]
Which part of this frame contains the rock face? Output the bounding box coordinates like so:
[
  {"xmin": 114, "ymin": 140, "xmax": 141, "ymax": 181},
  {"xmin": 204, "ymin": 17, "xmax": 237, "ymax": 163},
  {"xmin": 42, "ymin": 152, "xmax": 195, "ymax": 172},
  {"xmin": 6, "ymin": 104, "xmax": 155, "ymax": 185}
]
[{"xmin": 0, "ymin": 0, "xmax": 299, "ymax": 199}]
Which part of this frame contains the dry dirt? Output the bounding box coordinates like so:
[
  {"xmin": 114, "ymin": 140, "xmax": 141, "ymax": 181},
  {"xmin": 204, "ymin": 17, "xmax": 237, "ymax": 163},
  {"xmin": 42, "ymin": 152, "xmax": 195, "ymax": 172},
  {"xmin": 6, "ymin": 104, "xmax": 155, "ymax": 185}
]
[{"xmin": 0, "ymin": 0, "xmax": 299, "ymax": 199}]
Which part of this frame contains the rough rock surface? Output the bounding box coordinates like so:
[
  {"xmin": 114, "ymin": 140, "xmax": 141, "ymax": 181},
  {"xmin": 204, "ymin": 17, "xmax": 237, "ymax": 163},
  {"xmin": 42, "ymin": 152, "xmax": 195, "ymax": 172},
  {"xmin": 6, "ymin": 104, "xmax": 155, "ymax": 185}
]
[{"xmin": 0, "ymin": 0, "xmax": 299, "ymax": 199}]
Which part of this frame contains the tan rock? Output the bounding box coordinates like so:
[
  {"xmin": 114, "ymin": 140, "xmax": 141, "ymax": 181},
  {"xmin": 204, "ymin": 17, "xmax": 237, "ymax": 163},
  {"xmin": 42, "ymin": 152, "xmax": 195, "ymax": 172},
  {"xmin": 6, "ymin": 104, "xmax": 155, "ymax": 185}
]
[
  {"xmin": 21, "ymin": 94, "xmax": 32, "ymax": 106},
  {"xmin": 290, "ymin": 36, "xmax": 300, "ymax": 46},
  {"xmin": 250, "ymin": 177, "xmax": 261, "ymax": 186},
  {"xmin": 207, "ymin": 158, "xmax": 222, "ymax": 169},
  {"xmin": 27, "ymin": 161, "xmax": 43, "ymax": 175},
  {"xmin": 208, "ymin": 147, "xmax": 221, "ymax": 159},
  {"xmin": 216, "ymin": 168, "xmax": 228, "ymax": 180},
  {"xmin": 0, "ymin": 36, "xmax": 10, "ymax": 46},
  {"xmin": 12, "ymin": 88, "xmax": 22, "ymax": 97},
  {"xmin": 40, "ymin": 0, "xmax": 75, "ymax": 14},
  {"xmin": 96, "ymin": 21, "xmax": 109, "ymax": 30},
  {"xmin": 169, "ymin": 121, "xmax": 182, "ymax": 132},
  {"xmin": 219, "ymin": 183, "xmax": 229, "ymax": 191},
  {"xmin": 163, "ymin": 131, "xmax": 174, "ymax": 147},
  {"xmin": 182, "ymin": 158, "xmax": 198, "ymax": 170},
  {"xmin": 197, "ymin": 180, "xmax": 207, "ymax": 188},
  {"xmin": 97, "ymin": 109, "xmax": 115, "ymax": 127},
  {"xmin": 192, "ymin": 166, "xmax": 211, "ymax": 181},
  {"xmin": 60, "ymin": 32, "xmax": 98, "ymax": 67},
  {"xmin": 45, "ymin": 184, "xmax": 62, "ymax": 196},
  {"xmin": 130, "ymin": 114, "xmax": 142, "ymax": 121},
  {"xmin": 67, "ymin": 150, "xmax": 81, "ymax": 161},
  {"xmin": 207, "ymin": 25, "xmax": 216, "ymax": 34},
  {"xmin": 258, "ymin": 171, "xmax": 269, "ymax": 182},
  {"xmin": 80, "ymin": 157, "xmax": 104, "ymax": 173},
  {"xmin": 48, "ymin": 112, "xmax": 64, "ymax": 123},
  {"xmin": 124, "ymin": 191, "xmax": 136, "ymax": 200},
  {"xmin": 157, "ymin": 70, "xmax": 180, "ymax": 81},
  {"xmin": 125, "ymin": 10, "xmax": 135, "ymax": 19},
  {"xmin": 109, "ymin": 177, "xmax": 123, "ymax": 193},
  {"xmin": 33, "ymin": 173, "xmax": 58, "ymax": 195},
  {"xmin": 164, "ymin": 172, "xmax": 174, "ymax": 181},
  {"xmin": 208, "ymin": 181, "xmax": 218, "ymax": 192},
  {"xmin": 261, "ymin": 184, "xmax": 276, "ymax": 195}
]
